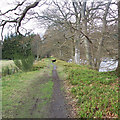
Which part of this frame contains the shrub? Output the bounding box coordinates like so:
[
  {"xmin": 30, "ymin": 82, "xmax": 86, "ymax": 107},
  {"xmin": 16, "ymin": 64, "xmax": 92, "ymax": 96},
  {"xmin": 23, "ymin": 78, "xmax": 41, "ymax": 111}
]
[
  {"xmin": 14, "ymin": 60, "xmax": 22, "ymax": 70},
  {"xmin": 21, "ymin": 55, "xmax": 34, "ymax": 72},
  {"xmin": 14, "ymin": 55, "xmax": 34, "ymax": 72}
]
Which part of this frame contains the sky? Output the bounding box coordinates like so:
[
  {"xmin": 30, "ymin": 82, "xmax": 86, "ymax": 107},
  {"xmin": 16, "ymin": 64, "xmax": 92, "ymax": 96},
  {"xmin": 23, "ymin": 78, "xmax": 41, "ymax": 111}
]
[
  {"xmin": 0, "ymin": 0, "xmax": 47, "ymax": 40},
  {"xmin": 0, "ymin": 0, "xmax": 118, "ymax": 40}
]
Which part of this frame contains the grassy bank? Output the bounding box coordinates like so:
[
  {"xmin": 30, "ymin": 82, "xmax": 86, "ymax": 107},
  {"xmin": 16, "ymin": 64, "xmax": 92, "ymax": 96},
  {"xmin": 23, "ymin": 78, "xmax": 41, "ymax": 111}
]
[
  {"xmin": 56, "ymin": 60, "xmax": 118, "ymax": 118},
  {"xmin": 2, "ymin": 59, "xmax": 53, "ymax": 118},
  {"xmin": 1, "ymin": 58, "xmax": 53, "ymax": 76}
]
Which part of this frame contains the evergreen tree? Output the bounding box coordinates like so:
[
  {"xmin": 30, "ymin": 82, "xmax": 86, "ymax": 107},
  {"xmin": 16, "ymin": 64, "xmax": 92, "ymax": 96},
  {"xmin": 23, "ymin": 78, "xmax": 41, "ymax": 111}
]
[
  {"xmin": 2, "ymin": 33, "xmax": 34, "ymax": 60},
  {"xmin": 2, "ymin": 34, "xmax": 22, "ymax": 59}
]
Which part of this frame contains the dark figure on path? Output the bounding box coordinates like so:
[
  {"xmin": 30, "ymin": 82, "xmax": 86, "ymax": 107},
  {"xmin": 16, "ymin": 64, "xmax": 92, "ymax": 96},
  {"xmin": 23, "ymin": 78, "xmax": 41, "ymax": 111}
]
[{"xmin": 52, "ymin": 59, "xmax": 56, "ymax": 63}]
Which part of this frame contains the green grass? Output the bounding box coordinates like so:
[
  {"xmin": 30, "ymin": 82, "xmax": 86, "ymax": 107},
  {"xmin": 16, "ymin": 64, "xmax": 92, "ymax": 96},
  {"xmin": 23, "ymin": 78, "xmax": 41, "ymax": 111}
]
[
  {"xmin": 1, "ymin": 58, "xmax": 50, "ymax": 76},
  {"xmin": 2, "ymin": 63, "xmax": 53, "ymax": 118},
  {"xmin": 56, "ymin": 60, "xmax": 118, "ymax": 118},
  {"xmin": 2, "ymin": 58, "xmax": 119, "ymax": 118}
]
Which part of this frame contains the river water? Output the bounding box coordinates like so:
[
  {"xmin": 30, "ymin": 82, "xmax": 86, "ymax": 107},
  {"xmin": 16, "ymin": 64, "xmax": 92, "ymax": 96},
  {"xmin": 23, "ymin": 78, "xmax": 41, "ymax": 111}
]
[
  {"xmin": 99, "ymin": 59, "xmax": 118, "ymax": 72},
  {"xmin": 68, "ymin": 58, "xmax": 118, "ymax": 72}
]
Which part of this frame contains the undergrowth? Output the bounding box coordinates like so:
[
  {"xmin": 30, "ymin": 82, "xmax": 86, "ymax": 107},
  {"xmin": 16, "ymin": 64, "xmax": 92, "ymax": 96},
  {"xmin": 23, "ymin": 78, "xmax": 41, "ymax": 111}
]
[{"xmin": 56, "ymin": 60, "xmax": 119, "ymax": 118}]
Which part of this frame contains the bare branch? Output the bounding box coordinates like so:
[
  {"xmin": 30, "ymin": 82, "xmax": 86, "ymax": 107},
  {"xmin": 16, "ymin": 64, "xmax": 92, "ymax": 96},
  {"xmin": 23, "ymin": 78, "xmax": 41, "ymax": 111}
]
[
  {"xmin": 0, "ymin": 1, "xmax": 26, "ymax": 16},
  {"xmin": 0, "ymin": 0, "xmax": 42, "ymax": 38},
  {"xmin": 17, "ymin": 1, "xmax": 40, "ymax": 33}
]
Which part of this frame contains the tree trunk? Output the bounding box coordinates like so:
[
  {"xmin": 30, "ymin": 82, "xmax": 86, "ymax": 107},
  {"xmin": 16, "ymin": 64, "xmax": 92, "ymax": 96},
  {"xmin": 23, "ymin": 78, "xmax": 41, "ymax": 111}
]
[
  {"xmin": 81, "ymin": 1, "xmax": 92, "ymax": 66},
  {"xmin": 36, "ymin": 40, "xmax": 39, "ymax": 61},
  {"xmin": 59, "ymin": 48, "xmax": 62, "ymax": 57},
  {"xmin": 82, "ymin": 19, "xmax": 92, "ymax": 66},
  {"xmin": 95, "ymin": 23, "xmax": 105, "ymax": 70},
  {"xmin": 117, "ymin": 1, "xmax": 120, "ymax": 76},
  {"xmin": 75, "ymin": 43, "xmax": 80, "ymax": 64},
  {"xmin": 71, "ymin": 38, "xmax": 75, "ymax": 61},
  {"xmin": 72, "ymin": 2, "xmax": 81, "ymax": 65},
  {"xmin": 95, "ymin": 1, "xmax": 111, "ymax": 70},
  {"xmin": 74, "ymin": 28, "xmax": 80, "ymax": 64}
]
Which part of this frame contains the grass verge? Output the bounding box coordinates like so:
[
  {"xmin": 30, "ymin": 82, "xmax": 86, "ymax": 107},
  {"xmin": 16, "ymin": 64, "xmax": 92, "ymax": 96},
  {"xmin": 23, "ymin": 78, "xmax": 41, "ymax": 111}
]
[
  {"xmin": 2, "ymin": 64, "xmax": 53, "ymax": 118},
  {"xmin": 56, "ymin": 60, "xmax": 118, "ymax": 118}
]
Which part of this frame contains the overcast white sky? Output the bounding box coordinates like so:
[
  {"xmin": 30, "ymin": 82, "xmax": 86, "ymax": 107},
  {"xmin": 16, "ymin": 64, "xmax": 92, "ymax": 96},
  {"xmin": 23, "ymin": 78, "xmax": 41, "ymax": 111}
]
[
  {"xmin": 0, "ymin": 0, "xmax": 47, "ymax": 40},
  {"xmin": 0, "ymin": 0, "xmax": 118, "ymax": 40}
]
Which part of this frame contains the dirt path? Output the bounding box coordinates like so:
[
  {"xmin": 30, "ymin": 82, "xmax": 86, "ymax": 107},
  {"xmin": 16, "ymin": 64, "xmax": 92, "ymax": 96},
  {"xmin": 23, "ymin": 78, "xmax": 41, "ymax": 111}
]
[
  {"xmin": 49, "ymin": 63, "xmax": 70, "ymax": 118},
  {"xmin": 4, "ymin": 63, "xmax": 71, "ymax": 118}
]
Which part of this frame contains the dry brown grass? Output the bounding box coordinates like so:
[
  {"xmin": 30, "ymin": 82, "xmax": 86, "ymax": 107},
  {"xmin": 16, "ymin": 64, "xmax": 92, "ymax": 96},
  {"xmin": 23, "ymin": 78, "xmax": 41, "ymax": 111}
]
[{"xmin": 0, "ymin": 60, "xmax": 15, "ymax": 72}]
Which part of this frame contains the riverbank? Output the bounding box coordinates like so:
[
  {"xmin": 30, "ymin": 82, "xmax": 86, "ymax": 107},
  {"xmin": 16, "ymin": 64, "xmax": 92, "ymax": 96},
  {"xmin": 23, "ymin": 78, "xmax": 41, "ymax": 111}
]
[{"xmin": 56, "ymin": 60, "xmax": 118, "ymax": 118}]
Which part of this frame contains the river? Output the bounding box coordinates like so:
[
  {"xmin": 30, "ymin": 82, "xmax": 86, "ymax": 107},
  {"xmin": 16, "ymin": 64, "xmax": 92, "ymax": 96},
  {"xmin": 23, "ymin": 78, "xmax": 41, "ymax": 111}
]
[{"xmin": 99, "ymin": 59, "xmax": 118, "ymax": 72}]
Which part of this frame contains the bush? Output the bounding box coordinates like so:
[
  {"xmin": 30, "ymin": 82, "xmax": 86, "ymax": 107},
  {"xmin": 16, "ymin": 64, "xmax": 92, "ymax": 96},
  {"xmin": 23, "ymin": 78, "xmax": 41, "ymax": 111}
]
[
  {"xmin": 14, "ymin": 55, "xmax": 34, "ymax": 72},
  {"xmin": 14, "ymin": 60, "xmax": 22, "ymax": 70},
  {"xmin": 21, "ymin": 55, "xmax": 34, "ymax": 72}
]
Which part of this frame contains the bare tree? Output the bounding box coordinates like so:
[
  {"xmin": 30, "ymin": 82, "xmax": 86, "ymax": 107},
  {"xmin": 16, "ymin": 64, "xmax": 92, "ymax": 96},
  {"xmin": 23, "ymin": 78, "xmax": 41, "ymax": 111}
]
[
  {"xmin": 117, "ymin": 1, "xmax": 120, "ymax": 76},
  {"xmin": 39, "ymin": 1, "xmax": 94, "ymax": 64},
  {"xmin": 31, "ymin": 34, "xmax": 42, "ymax": 60},
  {"xmin": 94, "ymin": 0, "xmax": 112, "ymax": 70},
  {"xmin": 0, "ymin": 0, "xmax": 44, "ymax": 39}
]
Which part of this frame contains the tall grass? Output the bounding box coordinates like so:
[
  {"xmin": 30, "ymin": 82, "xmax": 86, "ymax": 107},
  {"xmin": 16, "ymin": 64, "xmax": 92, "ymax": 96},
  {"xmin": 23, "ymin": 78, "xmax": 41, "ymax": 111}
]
[
  {"xmin": 1, "ymin": 60, "xmax": 19, "ymax": 76},
  {"xmin": 2, "ymin": 65, "xmax": 19, "ymax": 76}
]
